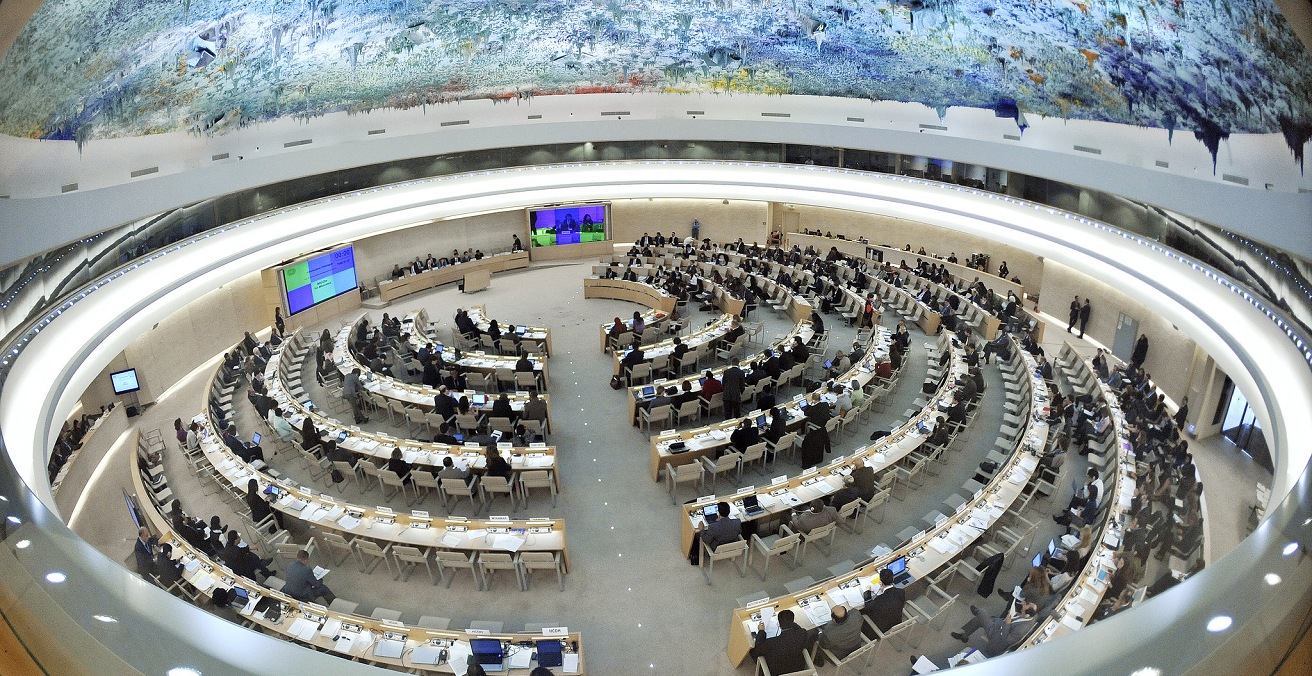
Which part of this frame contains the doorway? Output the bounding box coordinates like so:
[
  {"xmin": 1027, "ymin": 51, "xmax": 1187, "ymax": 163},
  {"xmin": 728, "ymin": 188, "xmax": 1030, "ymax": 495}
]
[
  {"xmin": 1219, "ymin": 384, "xmax": 1273, "ymax": 472},
  {"xmin": 1111, "ymin": 312, "xmax": 1138, "ymax": 362}
]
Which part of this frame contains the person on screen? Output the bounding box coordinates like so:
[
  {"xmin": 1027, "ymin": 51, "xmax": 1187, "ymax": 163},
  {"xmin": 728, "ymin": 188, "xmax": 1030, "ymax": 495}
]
[{"xmin": 560, "ymin": 213, "xmax": 578, "ymax": 233}]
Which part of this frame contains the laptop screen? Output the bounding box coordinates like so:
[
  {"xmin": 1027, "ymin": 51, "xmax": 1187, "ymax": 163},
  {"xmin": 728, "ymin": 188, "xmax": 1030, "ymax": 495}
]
[
  {"xmin": 887, "ymin": 556, "xmax": 907, "ymax": 575},
  {"xmin": 756, "ymin": 415, "xmax": 767, "ymax": 427},
  {"xmin": 251, "ymin": 433, "xmax": 261, "ymax": 445},
  {"xmin": 515, "ymin": 326, "xmax": 527, "ymax": 335},
  {"xmin": 453, "ymin": 433, "xmax": 464, "ymax": 443},
  {"xmin": 470, "ymin": 639, "xmax": 503, "ymax": 663},
  {"xmin": 702, "ymin": 504, "xmax": 719, "ymax": 518},
  {"xmin": 1047, "ymin": 539, "xmax": 1056, "ymax": 556},
  {"xmin": 641, "ymin": 386, "xmax": 655, "ymax": 398},
  {"xmin": 1032, "ymin": 552, "xmax": 1043, "ymax": 568},
  {"xmin": 536, "ymin": 641, "xmax": 563, "ymax": 668},
  {"xmin": 743, "ymin": 495, "xmax": 761, "ymax": 510},
  {"xmin": 472, "ymin": 394, "xmax": 488, "ymax": 406}
]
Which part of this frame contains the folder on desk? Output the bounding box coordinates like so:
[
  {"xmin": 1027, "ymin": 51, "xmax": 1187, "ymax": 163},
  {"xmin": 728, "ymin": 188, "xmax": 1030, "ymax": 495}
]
[
  {"xmin": 411, "ymin": 645, "xmax": 444, "ymax": 665},
  {"xmin": 320, "ymin": 618, "xmax": 342, "ymax": 638},
  {"xmin": 373, "ymin": 639, "xmax": 405, "ymax": 659}
]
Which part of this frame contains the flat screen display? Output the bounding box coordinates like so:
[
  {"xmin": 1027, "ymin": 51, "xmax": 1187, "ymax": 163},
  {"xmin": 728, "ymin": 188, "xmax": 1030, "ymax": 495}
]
[
  {"xmin": 283, "ymin": 246, "xmax": 358, "ymax": 315},
  {"xmin": 110, "ymin": 369, "xmax": 140, "ymax": 394},
  {"xmin": 528, "ymin": 205, "xmax": 606, "ymax": 247}
]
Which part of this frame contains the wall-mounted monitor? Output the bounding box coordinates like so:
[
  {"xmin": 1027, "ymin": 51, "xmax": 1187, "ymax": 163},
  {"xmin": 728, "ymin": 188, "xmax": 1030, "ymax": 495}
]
[
  {"xmin": 528, "ymin": 205, "xmax": 608, "ymax": 247},
  {"xmin": 110, "ymin": 369, "xmax": 140, "ymax": 394},
  {"xmin": 282, "ymin": 246, "xmax": 358, "ymax": 315}
]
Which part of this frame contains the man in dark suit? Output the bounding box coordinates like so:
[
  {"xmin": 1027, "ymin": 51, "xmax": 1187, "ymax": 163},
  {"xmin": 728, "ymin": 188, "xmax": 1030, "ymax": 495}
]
[
  {"xmin": 433, "ymin": 423, "xmax": 461, "ymax": 445},
  {"xmin": 670, "ymin": 337, "xmax": 690, "ymax": 375},
  {"xmin": 1079, "ymin": 298, "xmax": 1092, "ymax": 338},
  {"xmin": 722, "ymin": 357, "xmax": 745, "ymax": 419},
  {"xmin": 862, "ymin": 569, "xmax": 907, "ymax": 635},
  {"xmin": 700, "ymin": 501, "xmax": 742, "ymax": 553},
  {"xmin": 433, "ymin": 386, "xmax": 459, "ymax": 421},
  {"xmin": 283, "ymin": 550, "xmax": 334, "ymax": 604},
  {"xmin": 223, "ymin": 425, "xmax": 264, "ymax": 463},
  {"xmin": 952, "ymin": 600, "xmax": 1039, "ymax": 656},
  {"xmin": 134, "ymin": 527, "xmax": 157, "ymax": 574},
  {"xmin": 749, "ymin": 609, "xmax": 809, "ymax": 675},
  {"xmin": 621, "ymin": 341, "xmax": 645, "ymax": 375},
  {"xmin": 851, "ymin": 460, "xmax": 877, "ymax": 502},
  {"xmin": 515, "ymin": 353, "xmax": 534, "ymax": 373}
]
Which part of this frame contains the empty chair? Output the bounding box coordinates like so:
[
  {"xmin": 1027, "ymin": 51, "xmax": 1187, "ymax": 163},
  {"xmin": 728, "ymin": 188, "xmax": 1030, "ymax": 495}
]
[
  {"xmin": 370, "ymin": 607, "xmax": 403, "ymax": 622},
  {"xmin": 700, "ymin": 538, "xmax": 750, "ymax": 585},
  {"xmin": 798, "ymin": 521, "xmax": 838, "ymax": 559},
  {"xmin": 392, "ymin": 545, "xmax": 437, "ymax": 585},
  {"xmin": 675, "ymin": 399, "xmax": 701, "ymax": 426},
  {"xmin": 741, "ymin": 442, "xmax": 768, "ymax": 476},
  {"xmin": 907, "ymin": 582, "xmax": 958, "ymax": 631},
  {"xmin": 518, "ymin": 470, "xmax": 556, "ymax": 510},
  {"xmin": 701, "ymin": 451, "xmax": 743, "ymax": 492},
  {"xmin": 416, "ymin": 616, "xmax": 452, "ymax": 630},
  {"xmin": 749, "ymin": 526, "xmax": 803, "ymax": 579},
  {"xmin": 328, "ymin": 598, "xmax": 361, "ymax": 615},
  {"xmin": 514, "ymin": 371, "xmax": 538, "ymax": 391},
  {"xmin": 332, "ymin": 461, "xmax": 366, "ymax": 494},
  {"xmin": 411, "ymin": 469, "xmax": 439, "ymax": 503},
  {"xmin": 354, "ymin": 539, "xmax": 393, "ymax": 576},
  {"xmin": 479, "ymin": 552, "xmax": 523, "ymax": 591},
  {"xmin": 666, "ymin": 462, "xmax": 705, "ymax": 504},
  {"xmin": 433, "ymin": 550, "xmax": 480, "ymax": 589},
  {"xmin": 320, "ymin": 532, "xmax": 355, "ymax": 567},
  {"xmin": 518, "ymin": 551, "xmax": 566, "ymax": 591}
]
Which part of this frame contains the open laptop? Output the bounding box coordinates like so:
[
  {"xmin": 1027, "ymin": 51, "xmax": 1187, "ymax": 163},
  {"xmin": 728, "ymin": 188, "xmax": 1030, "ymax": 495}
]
[
  {"xmin": 886, "ymin": 556, "xmax": 913, "ymax": 587},
  {"xmin": 536, "ymin": 640, "xmax": 564, "ymax": 668},
  {"xmin": 515, "ymin": 325, "xmax": 527, "ymax": 335},
  {"xmin": 251, "ymin": 433, "xmax": 262, "ymax": 446},
  {"xmin": 743, "ymin": 494, "xmax": 765, "ymax": 516},
  {"xmin": 1032, "ymin": 552, "xmax": 1043, "ymax": 568},
  {"xmin": 472, "ymin": 394, "xmax": 488, "ymax": 406},
  {"xmin": 470, "ymin": 638, "xmax": 505, "ymax": 671},
  {"xmin": 638, "ymin": 385, "xmax": 656, "ymax": 400}
]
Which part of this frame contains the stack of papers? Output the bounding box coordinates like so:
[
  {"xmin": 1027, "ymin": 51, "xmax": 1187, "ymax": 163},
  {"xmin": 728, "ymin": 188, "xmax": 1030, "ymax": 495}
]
[
  {"xmin": 494, "ymin": 534, "xmax": 526, "ymax": 552},
  {"xmin": 337, "ymin": 515, "xmax": 362, "ymax": 530},
  {"xmin": 289, "ymin": 618, "xmax": 320, "ymax": 641}
]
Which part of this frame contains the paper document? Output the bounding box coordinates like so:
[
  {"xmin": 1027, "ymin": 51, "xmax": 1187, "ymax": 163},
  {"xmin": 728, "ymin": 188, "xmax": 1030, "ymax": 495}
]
[
  {"xmin": 800, "ymin": 598, "xmax": 831, "ymax": 627},
  {"xmin": 562, "ymin": 653, "xmax": 580, "ymax": 673},
  {"xmin": 313, "ymin": 566, "xmax": 330, "ymax": 580},
  {"xmin": 509, "ymin": 648, "xmax": 533, "ymax": 668},
  {"xmin": 928, "ymin": 537, "xmax": 957, "ymax": 555},
  {"xmin": 333, "ymin": 634, "xmax": 357, "ymax": 654},
  {"xmin": 447, "ymin": 643, "xmax": 473, "ymax": 676},
  {"xmin": 759, "ymin": 606, "xmax": 781, "ymax": 638},
  {"xmin": 337, "ymin": 515, "xmax": 361, "ymax": 530},
  {"xmin": 494, "ymin": 534, "xmax": 525, "ymax": 552},
  {"xmin": 193, "ymin": 574, "xmax": 216, "ymax": 592},
  {"xmin": 320, "ymin": 618, "xmax": 342, "ymax": 638},
  {"xmin": 912, "ymin": 655, "xmax": 940, "ymax": 674},
  {"xmin": 440, "ymin": 534, "xmax": 463, "ymax": 547},
  {"xmin": 1061, "ymin": 614, "xmax": 1084, "ymax": 630}
]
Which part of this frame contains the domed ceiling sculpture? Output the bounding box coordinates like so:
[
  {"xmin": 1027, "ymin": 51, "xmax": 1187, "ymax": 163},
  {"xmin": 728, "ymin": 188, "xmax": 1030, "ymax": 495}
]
[{"xmin": 0, "ymin": 0, "xmax": 1309, "ymax": 166}]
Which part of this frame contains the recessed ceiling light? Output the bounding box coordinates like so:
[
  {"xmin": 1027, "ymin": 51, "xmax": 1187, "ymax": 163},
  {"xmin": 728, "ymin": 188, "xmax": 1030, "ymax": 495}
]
[
  {"xmin": 15, "ymin": 540, "xmax": 29, "ymax": 549},
  {"xmin": 45, "ymin": 572, "xmax": 66, "ymax": 583},
  {"xmin": 1265, "ymin": 573, "xmax": 1281, "ymax": 586},
  {"xmin": 93, "ymin": 615, "xmax": 118, "ymax": 623},
  {"xmin": 1206, "ymin": 616, "xmax": 1233, "ymax": 632}
]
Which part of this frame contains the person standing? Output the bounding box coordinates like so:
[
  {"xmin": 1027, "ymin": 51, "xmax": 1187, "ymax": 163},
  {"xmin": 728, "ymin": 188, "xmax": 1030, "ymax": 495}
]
[
  {"xmin": 1067, "ymin": 296, "xmax": 1080, "ymax": 333},
  {"xmin": 1079, "ymin": 298, "xmax": 1092, "ymax": 338},
  {"xmin": 722, "ymin": 357, "xmax": 744, "ymax": 419},
  {"xmin": 1131, "ymin": 333, "xmax": 1150, "ymax": 367},
  {"xmin": 341, "ymin": 367, "xmax": 369, "ymax": 424}
]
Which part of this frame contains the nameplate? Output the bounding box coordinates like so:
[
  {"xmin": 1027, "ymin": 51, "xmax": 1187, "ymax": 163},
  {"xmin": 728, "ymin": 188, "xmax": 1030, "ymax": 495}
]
[
  {"xmin": 542, "ymin": 627, "xmax": 568, "ymax": 636},
  {"xmin": 466, "ymin": 629, "xmax": 491, "ymax": 635}
]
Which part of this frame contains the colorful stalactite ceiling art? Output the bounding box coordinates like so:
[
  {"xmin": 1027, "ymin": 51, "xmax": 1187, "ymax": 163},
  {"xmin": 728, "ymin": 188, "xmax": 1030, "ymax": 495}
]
[{"xmin": 0, "ymin": 0, "xmax": 1309, "ymax": 169}]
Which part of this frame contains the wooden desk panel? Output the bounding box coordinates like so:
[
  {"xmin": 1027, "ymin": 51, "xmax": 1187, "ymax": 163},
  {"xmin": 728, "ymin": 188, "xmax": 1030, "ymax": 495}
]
[{"xmin": 378, "ymin": 252, "xmax": 529, "ymax": 302}]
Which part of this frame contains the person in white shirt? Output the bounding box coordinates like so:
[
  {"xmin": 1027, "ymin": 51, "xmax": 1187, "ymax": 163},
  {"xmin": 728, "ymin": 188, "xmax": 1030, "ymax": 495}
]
[{"xmin": 834, "ymin": 384, "xmax": 853, "ymax": 414}]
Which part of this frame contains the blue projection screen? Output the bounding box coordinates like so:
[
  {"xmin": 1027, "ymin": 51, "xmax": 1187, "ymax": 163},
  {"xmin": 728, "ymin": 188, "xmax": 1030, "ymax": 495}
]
[{"xmin": 283, "ymin": 246, "xmax": 358, "ymax": 315}]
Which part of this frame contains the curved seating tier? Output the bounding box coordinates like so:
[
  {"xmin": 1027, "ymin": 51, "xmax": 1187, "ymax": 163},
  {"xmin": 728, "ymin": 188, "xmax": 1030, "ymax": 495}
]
[{"xmin": 725, "ymin": 337, "xmax": 1052, "ymax": 667}]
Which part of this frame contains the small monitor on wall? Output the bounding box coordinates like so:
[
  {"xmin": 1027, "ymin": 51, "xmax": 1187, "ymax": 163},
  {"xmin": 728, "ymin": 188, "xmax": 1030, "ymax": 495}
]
[{"xmin": 110, "ymin": 369, "xmax": 140, "ymax": 395}]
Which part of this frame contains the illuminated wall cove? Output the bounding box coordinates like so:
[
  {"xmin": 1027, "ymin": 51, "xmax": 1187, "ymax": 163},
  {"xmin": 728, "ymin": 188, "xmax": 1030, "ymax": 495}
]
[{"xmin": 1, "ymin": 0, "xmax": 1310, "ymax": 159}]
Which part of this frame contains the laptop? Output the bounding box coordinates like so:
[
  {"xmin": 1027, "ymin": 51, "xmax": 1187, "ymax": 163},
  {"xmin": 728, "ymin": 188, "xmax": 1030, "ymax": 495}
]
[
  {"xmin": 302, "ymin": 400, "xmax": 315, "ymax": 410},
  {"xmin": 886, "ymin": 556, "xmax": 913, "ymax": 587},
  {"xmin": 515, "ymin": 325, "xmax": 527, "ymax": 335},
  {"xmin": 472, "ymin": 394, "xmax": 488, "ymax": 406},
  {"xmin": 702, "ymin": 504, "xmax": 719, "ymax": 518},
  {"xmin": 434, "ymin": 344, "xmax": 444, "ymax": 354},
  {"xmin": 251, "ymin": 433, "xmax": 262, "ymax": 446},
  {"xmin": 536, "ymin": 641, "xmax": 564, "ymax": 668},
  {"xmin": 756, "ymin": 414, "xmax": 768, "ymax": 427},
  {"xmin": 1032, "ymin": 552, "xmax": 1043, "ymax": 568},
  {"xmin": 1047, "ymin": 539, "xmax": 1056, "ymax": 557},
  {"xmin": 824, "ymin": 360, "xmax": 832, "ymax": 369},
  {"xmin": 470, "ymin": 638, "xmax": 505, "ymax": 671},
  {"xmin": 452, "ymin": 433, "xmax": 464, "ymax": 443},
  {"xmin": 743, "ymin": 494, "xmax": 764, "ymax": 516},
  {"xmin": 639, "ymin": 386, "xmax": 655, "ymax": 400}
]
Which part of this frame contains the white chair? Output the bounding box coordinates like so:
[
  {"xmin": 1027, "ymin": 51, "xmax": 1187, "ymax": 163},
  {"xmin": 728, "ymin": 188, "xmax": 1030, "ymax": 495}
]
[
  {"xmin": 666, "ymin": 462, "xmax": 704, "ymax": 504},
  {"xmin": 701, "ymin": 452, "xmax": 743, "ymax": 492},
  {"xmin": 518, "ymin": 470, "xmax": 556, "ymax": 510},
  {"xmin": 517, "ymin": 551, "xmax": 566, "ymax": 591},
  {"xmin": 479, "ymin": 552, "xmax": 523, "ymax": 591},
  {"xmin": 434, "ymin": 550, "xmax": 480, "ymax": 589},
  {"xmin": 392, "ymin": 545, "xmax": 437, "ymax": 584},
  {"xmin": 353, "ymin": 539, "xmax": 393, "ymax": 576},
  {"xmin": 440, "ymin": 477, "xmax": 482, "ymax": 515},
  {"xmin": 479, "ymin": 475, "xmax": 516, "ymax": 512}
]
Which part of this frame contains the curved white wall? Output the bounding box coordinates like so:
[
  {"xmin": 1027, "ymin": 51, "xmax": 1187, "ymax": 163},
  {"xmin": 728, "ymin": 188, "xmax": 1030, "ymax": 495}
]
[{"xmin": 2, "ymin": 93, "xmax": 1310, "ymax": 267}]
